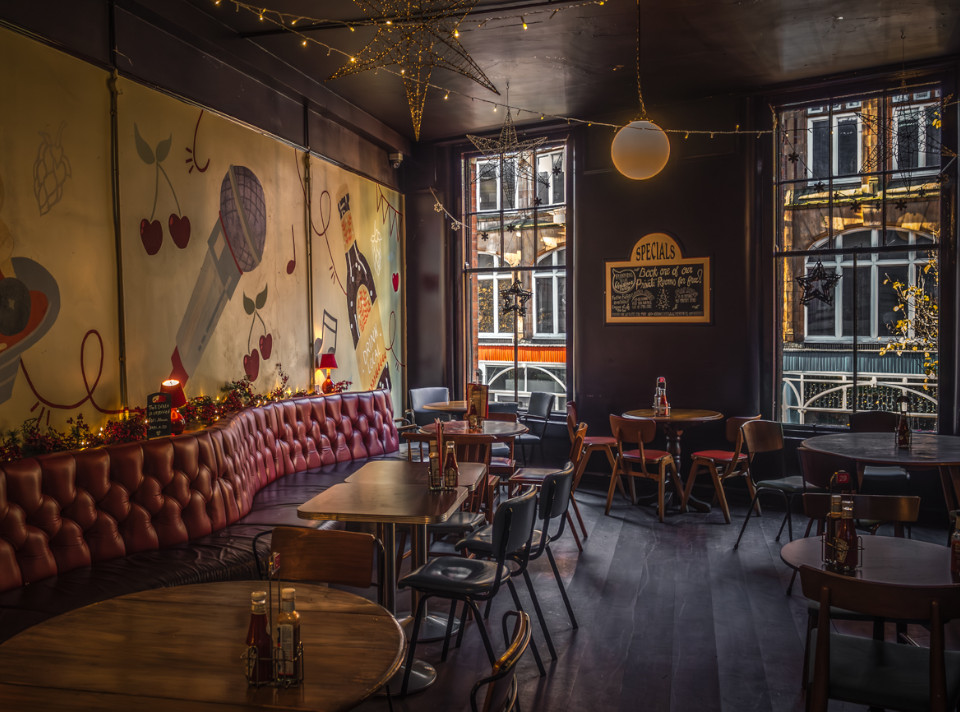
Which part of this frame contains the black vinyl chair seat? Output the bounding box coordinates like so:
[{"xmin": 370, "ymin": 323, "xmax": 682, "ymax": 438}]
[
  {"xmin": 457, "ymin": 526, "xmax": 544, "ymax": 555},
  {"xmin": 862, "ymin": 464, "xmax": 911, "ymax": 482},
  {"xmin": 808, "ymin": 629, "xmax": 960, "ymax": 711},
  {"xmin": 430, "ymin": 511, "xmax": 487, "ymax": 534},
  {"xmin": 399, "ymin": 556, "xmax": 509, "ymax": 597},
  {"xmin": 755, "ymin": 475, "xmax": 807, "ymax": 494}
]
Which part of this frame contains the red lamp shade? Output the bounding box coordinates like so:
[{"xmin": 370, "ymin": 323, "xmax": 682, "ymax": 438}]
[{"xmin": 318, "ymin": 353, "xmax": 338, "ymax": 394}]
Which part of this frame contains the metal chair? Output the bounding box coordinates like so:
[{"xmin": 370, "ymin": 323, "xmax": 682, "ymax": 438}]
[
  {"xmin": 607, "ymin": 414, "xmax": 682, "ymax": 522},
  {"xmin": 408, "ymin": 386, "xmax": 451, "ymax": 427},
  {"xmin": 849, "ymin": 410, "xmax": 911, "ymax": 491},
  {"xmin": 397, "ymin": 487, "xmax": 541, "ymax": 694},
  {"xmin": 733, "ymin": 420, "xmax": 824, "ymax": 549},
  {"xmin": 516, "ymin": 391, "xmax": 554, "ymax": 465},
  {"xmin": 799, "ymin": 564, "xmax": 960, "ymax": 712},
  {"xmin": 469, "ymin": 611, "xmax": 531, "ymax": 712}
]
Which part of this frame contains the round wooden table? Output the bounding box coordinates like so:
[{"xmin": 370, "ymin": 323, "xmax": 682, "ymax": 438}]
[
  {"xmin": 422, "ymin": 400, "xmax": 468, "ymax": 415},
  {"xmin": 802, "ymin": 432, "xmax": 960, "ymax": 511},
  {"xmin": 780, "ymin": 535, "xmax": 953, "ymax": 585},
  {"xmin": 0, "ymin": 580, "xmax": 404, "ymax": 711},
  {"xmin": 420, "ymin": 418, "xmax": 528, "ymax": 438},
  {"xmin": 622, "ymin": 408, "xmax": 724, "ymax": 512}
]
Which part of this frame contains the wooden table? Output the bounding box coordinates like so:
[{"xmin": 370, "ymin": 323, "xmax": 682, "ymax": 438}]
[
  {"xmin": 802, "ymin": 432, "xmax": 960, "ymax": 511},
  {"xmin": 622, "ymin": 408, "xmax": 724, "ymax": 511},
  {"xmin": 419, "ymin": 418, "xmax": 529, "ymax": 438},
  {"xmin": 347, "ymin": 459, "xmax": 487, "ymax": 491},
  {"xmin": 422, "ymin": 400, "xmax": 468, "ymax": 415},
  {"xmin": 0, "ymin": 580, "xmax": 403, "ymax": 712},
  {"xmin": 298, "ymin": 459, "xmax": 484, "ymax": 693},
  {"xmin": 780, "ymin": 535, "xmax": 954, "ymax": 585}
]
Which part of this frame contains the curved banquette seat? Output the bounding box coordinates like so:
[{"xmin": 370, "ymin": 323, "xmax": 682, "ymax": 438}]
[{"xmin": 0, "ymin": 389, "xmax": 398, "ymax": 640}]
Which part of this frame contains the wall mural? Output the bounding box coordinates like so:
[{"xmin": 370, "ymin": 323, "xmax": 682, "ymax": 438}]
[
  {"xmin": 0, "ymin": 27, "xmax": 404, "ymax": 438},
  {"xmin": 0, "ymin": 29, "xmax": 121, "ymax": 434}
]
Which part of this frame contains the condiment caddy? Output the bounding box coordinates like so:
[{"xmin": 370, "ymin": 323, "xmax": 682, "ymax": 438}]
[
  {"xmin": 243, "ymin": 552, "xmax": 305, "ymax": 687},
  {"xmin": 820, "ymin": 470, "xmax": 862, "ymax": 575}
]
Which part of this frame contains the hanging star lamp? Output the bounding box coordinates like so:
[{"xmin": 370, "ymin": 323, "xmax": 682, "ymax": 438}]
[
  {"xmin": 610, "ymin": 0, "xmax": 670, "ymax": 180},
  {"xmin": 796, "ymin": 260, "xmax": 842, "ymax": 305},
  {"xmin": 329, "ymin": 0, "xmax": 498, "ymax": 140}
]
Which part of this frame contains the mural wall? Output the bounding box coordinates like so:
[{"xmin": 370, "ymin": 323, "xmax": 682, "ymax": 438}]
[{"xmin": 0, "ymin": 27, "xmax": 404, "ymax": 435}]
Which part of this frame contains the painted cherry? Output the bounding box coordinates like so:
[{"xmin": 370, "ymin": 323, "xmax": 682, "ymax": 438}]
[
  {"xmin": 243, "ymin": 348, "xmax": 260, "ymax": 381},
  {"xmin": 139, "ymin": 218, "xmax": 162, "ymax": 255},
  {"xmin": 169, "ymin": 213, "xmax": 191, "ymax": 249},
  {"xmin": 392, "ymin": 272, "xmax": 400, "ymax": 292},
  {"xmin": 259, "ymin": 333, "xmax": 273, "ymax": 360}
]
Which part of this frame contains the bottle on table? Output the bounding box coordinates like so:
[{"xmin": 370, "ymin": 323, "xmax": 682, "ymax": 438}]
[
  {"xmin": 245, "ymin": 590, "xmax": 272, "ymax": 684},
  {"xmin": 823, "ymin": 494, "xmax": 842, "ymax": 567},
  {"xmin": 276, "ymin": 587, "xmax": 301, "ymax": 679},
  {"xmin": 834, "ymin": 501, "xmax": 859, "ymax": 574},
  {"xmin": 442, "ymin": 441, "xmax": 459, "ymax": 490},
  {"xmin": 896, "ymin": 395, "xmax": 911, "ymax": 449},
  {"xmin": 428, "ymin": 439, "xmax": 442, "ymax": 491},
  {"xmin": 653, "ymin": 377, "xmax": 669, "ymax": 416}
]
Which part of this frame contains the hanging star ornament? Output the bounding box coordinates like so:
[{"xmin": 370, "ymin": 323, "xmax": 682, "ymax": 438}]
[
  {"xmin": 467, "ymin": 107, "xmax": 547, "ymax": 160},
  {"xmin": 330, "ymin": 0, "xmax": 498, "ymax": 139},
  {"xmin": 796, "ymin": 260, "xmax": 842, "ymax": 305}
]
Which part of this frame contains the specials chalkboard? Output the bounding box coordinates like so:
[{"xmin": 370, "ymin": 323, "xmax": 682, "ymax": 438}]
[
  {"xmin": 146, "ymin": 391, "xmax": 172, "ymax": 438},
  {"xmin": 605, "ymin": 233, "xmax": 711, "ymax": 324}
]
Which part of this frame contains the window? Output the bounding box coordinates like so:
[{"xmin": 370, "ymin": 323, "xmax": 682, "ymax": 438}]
[
  {"xmin": 775, "ymin": 83, "xmax": 944, "ymax": 429},
  {"xmin": 533, "ymin": 250, "xmax": 566, "ymax": 337},
  {"xmin": 462, "ymin": 142, "xmax": 569, "ymax": 407}
]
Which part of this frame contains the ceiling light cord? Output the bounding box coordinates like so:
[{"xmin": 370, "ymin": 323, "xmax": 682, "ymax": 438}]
[{"xmin": 635, "ymin": 0, "xmax": 647, "ymax": 120}]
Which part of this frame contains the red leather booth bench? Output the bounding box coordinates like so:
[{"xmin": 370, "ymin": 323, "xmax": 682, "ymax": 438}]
[{"xmin": 0, "ymin": 389, "xmax": 399, "ymax": 642}]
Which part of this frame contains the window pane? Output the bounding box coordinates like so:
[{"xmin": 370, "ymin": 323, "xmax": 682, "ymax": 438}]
[
  {"xmin": 925, "ymin": 106, "xmax": 940, "ymax": 166},
  {"xmin": 478, "ymin": 163, "xmax": 498, "ymax": 210},
  {"xmin": 557, "ymin": 275, "xmax": 566, "ymax": 329},
  {"xmin": 478, "ymin": 279, "xmax": 493, "ymax": 333},
  {"xmin": 840, "ymin": 267, "xmax": 870, "ymax": 337},
  {"xmin": 812, "ymin": 120, "xmax": 830, "ymax": 179},
  {"xmin": 502, "ymin": 160, "xmax": 517, "ymax": 210},
  {"xmin": 498, "ymin": 279, "xmax": 514, "ymax": 333},
  {"xmin": 898, "ymin": 113, "xmax": 920, "ymax": 169},
  {"xmin": 879, "ymin": 265, "xmax": 909, "ymax": 337},
  {"xmin": 536, "ymin": 277, "xmax": 553, "ymax": 333},
  {"xmin": 837, "ymin": 117, "xmax": 858, "ymax": 175}
]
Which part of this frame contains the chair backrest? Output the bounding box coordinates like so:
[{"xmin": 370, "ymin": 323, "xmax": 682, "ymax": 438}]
[
  {"xmin": 566, "ymin": 401, "xmax": 578, "ymax": 442},
  {"xmin": 740, "ymin": 419, "xmax": 786, "ymax": 480},
  {"xmin": 802, "ymin": 493, "xmax": 920, "ymax": 536},
  {"xmin": 409, "ymin": 387, "xmax": 450, "ymax": 425},
  {"xmin": 725, "ymin": 414, "xmax": 761, "ymax": 444},
  {"xmin": 401, "ymin": 430, "xmax": 434, "ymax": 462},
  {"xmin": 445, "ymin": 432, "xmax": 495, "ymax": 467},
  {"xmin": 486, "ymin": 412, "xmax": 519, "ymax": 423},
  {"xmin": 470, "ymin": 611, "xmax": 531, "ymax": 712},
  {"xmin": 799, "ymin": 564, "xmax": 960, "ymax": 712},
  {"xmin": 488, "ymin": 401, "xmax": 520, "ymax": 415},
  {"xmin": 490, "ymin": 487, "xmax": 538, "ymax": 566},
  {"xmin": 567, "ymin": 422, "xmax": 587, "ymax": 463},
  {"xmin": 610, "ymin": 414, "xmax": 656, "ymax": 456},
  {"xmin": 255, "ymin": 527, "xmax": 378, "ymax": 589},
  {"xmin": 532, "ymin": 462, "xmax": 576, "ymax": 556},
  {"xmin": 796, "ymin": 446, "xmax": 856, "ymax": 491},
  {"xmin": 849, "ymin": 410, "xmax": 899, "ymax": 433},
  {"xmin": 526, "ymin": 391, "xmax": 553, "ymax": 419}
]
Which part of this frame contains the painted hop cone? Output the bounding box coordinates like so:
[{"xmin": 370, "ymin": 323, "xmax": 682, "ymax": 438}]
[{"xmin": 33, "ymin": 125, "xmax": 71, "ymax": 216}]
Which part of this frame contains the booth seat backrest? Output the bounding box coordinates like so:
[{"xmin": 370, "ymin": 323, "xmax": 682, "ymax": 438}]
[{"xmin": 0, "ymin": 389, "xmax": 398, "ymax": 593}]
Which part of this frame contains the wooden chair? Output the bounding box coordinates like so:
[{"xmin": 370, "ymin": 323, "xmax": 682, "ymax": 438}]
[
  {"xmin": 251, "ymin": 527, "xmax": 381, "ymax": 602},
  {"xmin": 681, "ymin": 414, "xmax": 760, "ymax": 524},
  {"xmin": 849, "ymin": 409, "xmax": 911, "ymax": 491},
  {"xmin": 607, "ymin": 415, "xmax": 682, "ymax": 522},
  {"xmin": 509, "ymin": 423, "xmax": 589, "ymax": 551},
  {"xmin": 401, "ymin": 429, "xmax": 433, "ymax": 462},
  {"xmin": 469, "ymin": 611, "xmax": 532, "ymax": 712},
  {"xmin": 733, "ymin": 420, "xmax": 824, "ymax": 549},
  {"xmin": 486, "ymin": 411, "xmax": 519, "ymax": 484},
  {"xmin": 567, "ymin": 401, "xmax": 621, "ymax": 501},
  {"xmin": 429, "ymin": 433, "xmax": 496, "ymax": 537},
  {"xmin": 798, "ymin": 564, "xmax": 960, "ymax": 712}
]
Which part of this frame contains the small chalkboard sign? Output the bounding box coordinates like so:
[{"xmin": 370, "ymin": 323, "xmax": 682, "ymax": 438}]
[
  {"xmin": 605, "ymin": 233, "xmax": 711, "ymax": 324},
  {"xmin": 146, "ymin": 391, "xmax": 172, "ymax": 438}
]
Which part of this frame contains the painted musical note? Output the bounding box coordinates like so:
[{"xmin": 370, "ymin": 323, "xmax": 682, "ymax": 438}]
[{"xmin": 314, "ymin": 310, "xmax": 338, "ymax": 366}]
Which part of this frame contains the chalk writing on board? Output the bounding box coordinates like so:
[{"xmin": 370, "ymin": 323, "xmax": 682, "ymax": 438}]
[
  {"xmin": 146, "ymin": 392, "xmax": 172, "ymax": 438},
  {"xmin": 605, "ymin": 233, "xmax": 711, "ymax": 324}
]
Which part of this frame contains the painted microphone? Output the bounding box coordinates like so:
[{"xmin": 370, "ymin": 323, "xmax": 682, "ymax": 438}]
[{"xmin": 170, "ymin": 165, "xmax": 266, "ymax": 386}]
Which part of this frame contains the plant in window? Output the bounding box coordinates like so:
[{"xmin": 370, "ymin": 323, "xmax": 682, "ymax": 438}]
[{"xmin": 880, "ymin": 253, "xmax": 938, "ymax": 381}]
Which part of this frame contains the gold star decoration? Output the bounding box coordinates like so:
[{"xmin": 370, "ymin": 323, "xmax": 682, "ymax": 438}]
[
  {"xmin": 467, "ymin": 107, "xmax": 547, "ymax": 159},
  {"xmin": 330, "ymin": 0, "xmax": 498, "ymax": 139}
]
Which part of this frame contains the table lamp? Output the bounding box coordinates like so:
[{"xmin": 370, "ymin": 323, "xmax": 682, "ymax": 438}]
[
  {"xmin": 161, "ymin": 378, "xmax": 187, "ymax": 434},
  {"xmin": 318, "ymin": 353, "xmax": 338, "ymax": 394}
]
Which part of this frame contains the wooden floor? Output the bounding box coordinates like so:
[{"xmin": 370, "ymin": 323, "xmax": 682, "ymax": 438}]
[{"xmin": 353, "ymin": 479, "xmax": 952, "ymax": 712}]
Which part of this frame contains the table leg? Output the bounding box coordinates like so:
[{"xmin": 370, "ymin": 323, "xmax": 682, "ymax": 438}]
[
  {"xmin": 663, "ymin": 424, "xmax": 710, "ymax": 514},
  {"xmin": 381, "ymin": 522, "xmax": 436, "ymax": 696}
]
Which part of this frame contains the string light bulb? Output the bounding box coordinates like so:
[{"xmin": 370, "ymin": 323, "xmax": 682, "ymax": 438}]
[{"xmin": 521, "ymin": 16, "xmax": 528, "ymax": 29}]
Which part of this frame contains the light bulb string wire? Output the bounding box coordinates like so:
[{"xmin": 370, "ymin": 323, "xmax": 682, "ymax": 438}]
[{"xmin": 217, "ymin": 0, "xmax": 958, "ymax": 139}]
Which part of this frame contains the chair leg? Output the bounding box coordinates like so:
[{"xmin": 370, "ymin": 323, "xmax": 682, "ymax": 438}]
[
  {"xmin": 604, "ymin": 460, "xmax": 622, "ymax": 515},
  {"xmin": 570, "ymin": 497, "xmax": 588, "ymax": 540},
  {"xmin": 682, "ymin": 461, "xmax": 702, "ymax": 512},
  {"xmin": 506, "ymin": 578, "xmax": 547, "ymax": 676},
  {"xmin": 400, "ymin": 594, "xmax": 430, "ymax": 695},
  {"xmin": 734, "ymin": 491, "xmax": 763, "ymax": 550},
  {"xmin": 710, "ymin": 465, "xmax": 732, "ymax": 525},
  {"xmin": 466, "ymin": 598, "xmax": 497, "ymax": 666},
  {"xmin": 440, "ymin": 601, "xmax": 458, "ymax": 662},
  {"xmin": 774, "ymin": 493, "xmax": 793, "ymax": 542},
  {"xmin": 456, "ymin": 599, "xmax": 471, "ymax": 648},
  {"xmin": 657, "ymin": 472, "xmax": 666, "ymax": 523},
  {"xmin": 521, "ymin": 568, "xmax": 557, "ymax": 660},
  {"xmin": 546, "ymin": 544, "xmax": 578, "ymax": 628},
  {"xmin": 566, "ymin": 512, "xmax": 584, "ymax": 552}
]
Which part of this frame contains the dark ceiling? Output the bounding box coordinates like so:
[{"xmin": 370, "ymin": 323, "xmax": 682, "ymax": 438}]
[{"xmin": 171, "ymin": 0, "xmax": 959, "ymax": 144}]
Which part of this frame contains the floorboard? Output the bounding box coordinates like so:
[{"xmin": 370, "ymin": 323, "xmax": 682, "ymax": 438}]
[{"xmin": 351, "ymin": 481, "xmax": 952, "ymax": 712}]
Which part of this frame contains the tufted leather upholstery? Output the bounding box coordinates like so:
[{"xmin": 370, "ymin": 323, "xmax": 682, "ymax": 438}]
[{"xmin": 0, "ymin": 389, "xmax": 398, "ymax": 595}]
